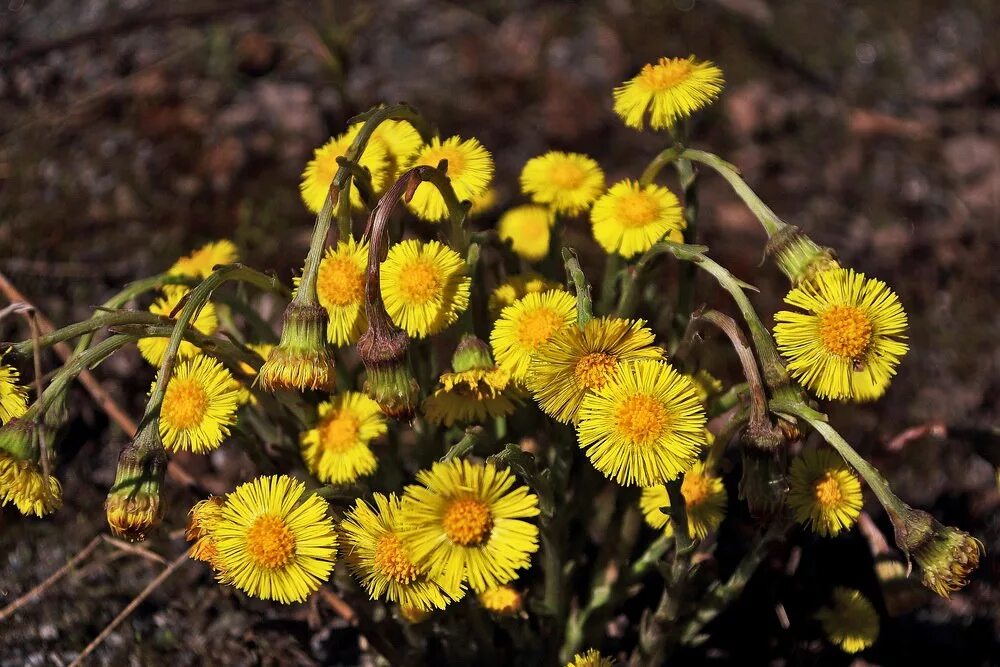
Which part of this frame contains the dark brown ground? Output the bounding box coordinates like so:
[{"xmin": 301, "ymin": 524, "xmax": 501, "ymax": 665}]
[{"xmin": 1, "ymin": 1, "xmax": 999, "ymax": 665}]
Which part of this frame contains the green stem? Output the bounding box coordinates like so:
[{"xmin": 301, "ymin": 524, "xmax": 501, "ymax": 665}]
[
  {"xmin": 673, "ymin": 158, "xmax": 698, "ymax": 330},
  {"xmin": 639, "ymin": 146, "xmax": 684, "ymax": 187},
  {"xmin": 415, "ymin": 166, "xmax": 472, "ymax": 253},
  {"xmin": 5, "ymin": 311, "xmax": 194, "ymax": 357},
  {"xmin": 562, "ymin": 248, "xmax": 593, "ymax": 326},
  {"xmin": 598, "ymin": 254, "xmax": 622, "ymax": 316}
]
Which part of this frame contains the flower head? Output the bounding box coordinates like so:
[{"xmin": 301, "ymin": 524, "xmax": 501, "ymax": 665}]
[
  {"xmin": 138, "ymin": 287, "xmax": 218, "ymax": 367},
  {"xmin": 613, "ymin": 55, "xmax": 724, "ymax": 130},
  {"xmin": 640, "ymin": 462, "xmax": 727, "ymax": 539},
  {"xmin": 566, "ymin": 649, "xmax": 615, "ymax": 667},
  {"xmin": 528, "ymin": 317, "xmax": 663, "ymax": 424},
  {"xmin": 406, "ymin": 136, "xmax": 494, "ymax": 222},
  {"xmin": 478, "ymin": 585, "xmax": 523, "ymax": 616},
  {"xmin": 300, "ymin": 392, "xmax": 386, "ymax": 484},
  {"xmin": 380, "ymin": 239, "xmax": 471, "ymax": 338},
  {"xmin": 158, "ymin": 356, "xmax": 239, "ymax": 454},
  {"xmin": 787, "ymin": 448, "xmax": 863, "ymax": 537},
  {"xmin": 312, "ymin": 238, "xmax": 369, "ymax": 346},
  {"xmin": 577, "ymin": 360, "xmax": 706, "ymax": 486},
  {"xmin": 341, "ymin": 493, "xmax": 462, "ymax": 611},
  {"xmin": 774, "ymin": 268, "xmax": 908, "ymax": 401},
  {"xmin": 897, "ymin": 508, "xmax": 982, "ymax": 597},
  {"xmin": 0, "ymin": 419, "xmax": 61, "ymax": 517},
  {"xmin": 498, "ymin": 205, "xmax": 555, "ymax": 262},
  {"xmin": 590, "ymin": 180, "xmax": 684, "ymax": 259},
  {"xmin": 301, "ymin": 131, "xmax": 389, "ymax": 212},
  {"xmin": 186, "ymin": 496, "xmax": 225, "ymax": 565},
  {"xmin": 346, "ymin": 119, "xmax": 423, "ymax": 180},
  {"xmin": 424, "ymin": 337, "xmax": 523, "ymax": 427},
  {"xmin": 815, "ymin": 587, "xmax": 879, "ymax": 653},
  {"xmin": 213, "ymin": 474, "xmax": 338, "ymax": 603},
  {"xmin": 400, "ymin": 459, "xmax": 540, "ymax": 593},
  {"xmin": 520, "ymin": 151, "xmax": 605, "ymax": 215},
  {"xmin": 257, "ymin": 303, "xmax": 336, "ymax": 392},
  {"xmin": 0, "ymin": 361, "xmax": 28, "ymax": 425},
  {"xmin": 488, "ymin": 274, "xmax": 563, "ymax": 316},
  {"xmin": 491, "ymin": 290, "xmax": 577, "ymax": 382},
  {"xmin": 168, "ymin": 240, "xmax": 238, "ymax": 279}
]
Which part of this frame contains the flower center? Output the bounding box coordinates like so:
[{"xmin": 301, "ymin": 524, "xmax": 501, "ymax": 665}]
[
  {"xmin": 162, "ymin": 378, "xmax": 208, "ymax": 430},
  {"xmin": 246, "ymin": 514, "xmax": 296, "ymax": 569},
  {"xmin": 574, "ymin": 353, "xmax": 619, "ymax": 391},
  {"xmin": 681, "ymin": 471, "xmax": 712, "ymax": 507},
  {"xmin": 418, "ymin": 146, "xmax": 466, "ymax": 176},
  {"xmin": 614, "ymin": 191, "xmax": 660, "ymax": 228},
  {"xmin": 514, "ymin": 307, "xmax": 564, "ymax": 349},
  {"xmin": 318, "ymin": 255, "xmax": 365, "ymax": 307},
  {"xmin": 639, "ymin": 58, "xmax": 694, "ymax": 91},
  {"xmin": 321, "ymin": 411, "xmax": 360, "ymax": 453},
  {"xmin": 398, "ymin": 258, "xmax": 442, "ymax": 305},
  {"xmin": 814, "ymin": 472, "xmax": 844, "ymax": 509},
  {"xmin": 819, "ymin": 305, "xmax": 873, "ymax": 360},
  {"xmin": 442, "ymin": 497, "xmax": 493, "ymax": 546},
  {"xmin": 374, "ymin": 533, "xmax": 420, "ymax": 584},
  {"xmin": 614, "ymin": 393, "xmax": 669, "ymax": 445},
  {"xmin": 548, "ymin": 161, "xmax": 585, "ymax": 189}
]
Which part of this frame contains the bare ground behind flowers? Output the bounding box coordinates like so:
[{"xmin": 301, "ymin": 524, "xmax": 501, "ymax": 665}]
[{"xmin": 1, "ymin": 1, "xmax": 999, "ymax": 664}]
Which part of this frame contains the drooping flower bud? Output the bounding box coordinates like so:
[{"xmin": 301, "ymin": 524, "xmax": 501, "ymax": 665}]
[
  {"xmin": 105, "ymin": 423, "xmax": 167, "ymax": 541},
  {"xmin": 894, "ymin": 507, "xmax": 982, "ymax": 597},
  {"xmin": 257, "ymin": 302, "xmax": 337, "ymax": 392},
  {"xmin": 766, "ymin": 224, "xmax": 840, "ymax": 286},
  {"xmin": 0, "ymin": 417, "xmax": 62, "ymax": 517}
]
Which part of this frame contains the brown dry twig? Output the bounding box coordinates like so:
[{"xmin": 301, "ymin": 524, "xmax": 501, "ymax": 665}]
[{"xmin": 885, "ymin": 421, "xmax": 947, "ymax": 452}]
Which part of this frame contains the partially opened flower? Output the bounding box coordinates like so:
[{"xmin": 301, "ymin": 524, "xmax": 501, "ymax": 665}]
[
  {"xmin": 613, "ymin": 55, "xmax": 724, "ymax": 130},
  {"xmin": 488, "ymin": 274, "xmax": 563, "ymax": 316},
  {"xmin": 400, "ymin": 459, "xmax": 540, "ymax": 593},
  {"xmin": 138, "ymin": 287, "xmax": 218, "ymax": 367},
  {"xmin": 520, "ymin": 151, "xmax": 605, "ymax": 215},
  {"xmin": 380, "ymin": 239, "xmax": 471, "ymax": 338},
  {"xmin": 168, "ymin": 240, "xmax": 238, "ymax": 279},
  {"xmin": 257, "ymin": 303, "xmax": 336, "ymax": 392},
  {"xmin": 406, "ymin": 136, "xmax": 494, "ymax": 222},
  {"xmin": 498, "ymin": 205, "xmax": 554, "ymax": 262},
  {"xmin": 341, "ymin": 493, "xmax": 462, "ymax": 611},
  {"xmin": 300, "ymin": 392, "xmax": 385, "ymax": 484},
  {"xmin": 186, "ymin": 496, "xmax": 225, "ymax": 566},
  {"xmin": 566, "ymin": 649, "xmax": 615, "ymax": 667},
  {"xmin": 787, "ymin": 448, "xmax": 863, "ymax": 537},
  {"xmin": 640, "ymin": 462, "xmax": 727, "ymax": 539},
  {"xmin": 528, "ymin": 317, "xmax": 663, "ymax": 424},
  {"xmin": 590, "ymin": 180, "xmax": 684, "ymax": 259},
  {"xmin": 0, "ymin": 419, "xmax": 61, "ymax": 517},
  {"xmin": 213, "ymin": 474, "xmax": 337, "ymax": 604},
  {"xmin": 491, "ymin": 290, "xmax": 577, "ymax": 382},
  {"xmin": 478, "ymin": 585, "xmax": 523, "ymax": 616},
  {"xmin": 577, "ymin": 360, "xmax": 706, "ymax": 486},
  {"xmin": 424, "ymin": 335, "xmax": 524, "ymax": 427},
  {"xmin": 300, "ymin": 131, "xmax": 389, "ymax": 211},
  {"xmin": 897, "ymin": 508, "xmax": 982, "ymax": 597},
  {"xmin": 815, "ymin": 587, "xmax": 879, "ymax": 653},
  {"xmin": 0, "ymin": 361, "xmax": 28, "ymax": 425},
  {"xmin": 158, "ymin": 356, "xmax": 239, "ymax": 454},
  {"xmin": 774, "ymin": 268, "xmax": 908, "ymax": 401},
  {"xmin": 311, "ymin": 237, "xmax": 369, "ymax": 347}
]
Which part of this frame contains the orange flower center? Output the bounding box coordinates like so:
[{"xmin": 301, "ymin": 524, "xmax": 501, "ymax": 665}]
[
  {"xmin": 548, "ymin": 161, "xmax": 586, "ymax": 189},
  {"xmin": 614, "ymin": 191, "xmax": 660, "ymax": 228},
  {"xmin": 162, "ymin": 378, "xmax": 208, "ymax": 430},
  {"xmin": 318, "ymin": 254, "xmax": 365, "ymax": 307},
  {"xmin": 374, "ymin": 533, "xmax": 420, "ymax": 584},
  {"xmin": 574, "ymin": 352, "xmax": 618, "ymax": 390},
  {"xmin": 442, "ymin": 497, "xmax": 493, "ymax": 546},
  {"xmin": 819, "ymin": 305, "xmax": 873, "ymax": 360},
  {"xmin": 638, "ymin": 58, "xmax": 694, "ymax": 91},
  {"xmin": 814, "ymin": 472, "xmax": 844, "ymax": 509},
  {"xmin": 514, "ymin": 307, "xmax": 565, "ymax": 349},
  {"xmin": 321, "ymin": 411, "xmax": 360, "ymax": 453},
  {"xmin": 246, "ymin": 514, "xmax": 296, "ymax": 569},
  {"xmin": 614, "ymin": 393, "xmax": 669, "ymax": 445},
  {"xmin": 681, "ymin": 471, "xmax": 712, "ymax": 507},
  {"xmin": 398, "ymin": 258, "xmax": 442, "ymax": 305}
]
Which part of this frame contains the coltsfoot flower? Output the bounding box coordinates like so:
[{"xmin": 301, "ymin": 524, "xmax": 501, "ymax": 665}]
[
  {"xmin": 158, "ymin": 355, "xmax": 239, "ymax": 454},
  {"xmin": 490, "ymin": 290, "xmax": 577, "ymax": 382},
  {"xmin": 488, "ymin": 274, "xmax": 563, "ymax": 316},
  {"xmin": 380, "ymin": 239, "xmax": 471, "ymax": 338},
  {"xmin": 105, "ymin": 427, "xmax": 166, "ymax": 540},
  {"xmin": 0, "ymin": 419, "xmax": 61, "ymax": 517},
  {"xmin": 312, "ymin": 237, "xmax": 369, "ymax": 347},
  {"xmin": 186, "ymin": 496, "xmax": 225, "ymax": 566},
  {"xmin": 613, "ymin": 55, "xmax": 724, "ymax": 130},
  {"xmin": 640, "ymin": 462, "xmax": 727, "ymax": 540},
  {"xmin": 815, "ymin": 587, "xmax": 879, "ymax": 653},
  {"xmin": 137, "ymin": 287, "xmax": 218, "ymax": 367},
  {"xmin": 424, "ymin": 335, "xmax": 523, "ymax": 427},
  {"xmin": 345, "ymin": 118, "xmax": 423, "ymax": 181},
  {"xmin": 168, "ymin": 240, "xmax": 238, "ymax": 279},
  {"xmin": 566, "ymin": 649, "xmax": 615, "ymax": 667},
  {"xmin": 478, "ymin": 585, "xmax": 523, "ymax": 616},
  {"xmin": 257, "ymin": 303, "xmax": 336, "ymax": 392},
  {"xmin": 590, "ymin": 180, "xmax": 684, "ymax": 259},
  {"xmin": 786, "ymin": 448, "xmax": 863, "ymax": 537},
  {"xmin": 519, "ymin": 151, "xmax": 605, "ymax": 215},
  {"xmin": 406, "ymin": 136, "xmax": 494, "ymax": 222},
  {"xmin": 897, "ymin": 508, "xmax": 982, "ymax": 597},
  {"xmin": 300, "ymin": 392, "xmax": 386, "ymax": 484},
  {"xmin": 0, "ymin": 360, "xmax": 28, "ymax": 425},
  {"xmin": 301, "ymin": 131, "xmax": 389, "ymax": 211},
  {"xmin": 498, "ymin": 205, "xmax": 555, "ymax": 262}
]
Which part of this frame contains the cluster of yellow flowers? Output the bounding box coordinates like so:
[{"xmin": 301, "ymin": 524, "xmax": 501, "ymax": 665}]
[{"xmin": 1, "ymin": 54, "xmax": 978, "ymax": 663}]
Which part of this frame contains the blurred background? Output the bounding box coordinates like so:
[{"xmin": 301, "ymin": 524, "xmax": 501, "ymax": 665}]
[{"xmin": 1, "ymin": 0, "xmax": 998, "ymax": 664}]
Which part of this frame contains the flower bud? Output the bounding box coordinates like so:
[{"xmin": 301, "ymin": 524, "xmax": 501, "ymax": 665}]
[
  {"xmin": 451, "ymin": 334, "xmax": 495, "ymax": 373},
  {"xmin": 894, "ymin": 507, "xmax": 982, "ymax": 597},
  {"xmin": 766, "ymin": 225, "xmax": 840, "ymax": 286},
  {"xmin": 358, "ymin": 325, "xmax": 419, "ymax": 420},
  {"xmin": 257, "ymin": 303, "xmax": 336, "ymax": 392},
  {"xmin": 105, "ymin": 424, "xmax": 167, "ymax": 541},
  {"xmin": 0, "ymin": 418, "xmax": 62, "ymax": 517}
]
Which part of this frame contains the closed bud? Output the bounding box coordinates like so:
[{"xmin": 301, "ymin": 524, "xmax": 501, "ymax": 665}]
[
  {"xmin": 257, "ymin": 303, "xmax": 336, "ymax": 392},
  {"xmin": 105, "ymin": 424, "xmax": 166, "ymax": 541},
  {"xmin": 358, "ymin": 324, "xmax": 419, "ymax": 420},
  {"xmin": 451, "ymin": 334, "xmax": 495, "ymax": 373}
]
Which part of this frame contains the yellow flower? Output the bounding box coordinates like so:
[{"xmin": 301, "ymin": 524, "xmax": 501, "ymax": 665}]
[
  {"xmin": 346, "ymin": 119, "xmax": 422, "ymax": 179},
  {"xmin": 300, "ymin": 392, "xmax": 385, "ymax": 485},
  {"xmin": 815, "ymin": 587, "xmax": 879, "ymax": 653},
  {"xmin": 613, "ymin": 56, "xmax": 724, "ymax": 130},
  {"xmin": 490, "ymin": 290, "xmax": 577, "ymax": 382},
  {"xmin": 520, "ymin": 151, "xmax": 605, "ymax": 215},
  {"xmin": 310, "ymin": 237, "xmax": 369, "ymax": 347},
  {"xmin": 478, "ymin": 585, "xmax": 523, "ymax": 615},
  {"xmin": 400, "ymin": 459, "xmax": 540, "ymax": 593},
  {"xmin": 380, "ymin": 239, "xmax": 470, "ymax": 338},
  {"xmin": 488, "ymin": 274, "xmax": 563, "ymax": 316},
  {"xmin": 158, "ymin": 356, "xmax": 239, "ymax": 454},
  {"xmin": 577, "ymin": 360, "xmax": 706, "ymax": 486},
  {"xmin": 137, "ymin": 287, "xmax": 218, "ymax": 367},
  {"xmin": 897, "ymin": 508, "xmax": 982, "ymax": 597},
  {"xmin": 787, "ymin": 448, "xmax": 863, "ymax": 537},
  {"xmin": 300, "ymin": 131, "xmax": 389, "ymax": 212},
  {"xmin": 168, "ymin": 240, "xmax": 238, "ymax": 279},
  {"xmin": 186, "ymin": 496, "xmax": 225, "ymax": 566},
  {"xmin": 468, "ymin": 187, "xmax": 498, "ymax": 217},
  {"xmin": 213, "ymin": 474, "xmax": 337, "ymax": 604},
  {"xmin": 423, "ymin": 367, "xmax": 522, "ymax": 427},
  {"xmin": 640, "ymin": 462, "xmax": 726, "ymax": 540},
  {"xmin": 773, "ymin": 268, "xmax": 908, "ymax": 401},
  {"xmin": 0, "ymin": 454, "xmax": 61, "ymax": 517},
  {"xmin": 406, "ymin": 136, "xmax": 494, "ymax": 222},
  {"xmin": 498, "ymin": 205, "xmax": 554, "ymax": 262},
  {"xmin": 590, "ymin": 180, "xmax": 684, "ymax": 259},
  {"xmin": 567, "ymin": 649, "xmax": 615, "ymax": 667},
  {"xmin": 0, "ymin": 362, "xmax": 28, "ymax": 425},
  {"xmin": 528, "ymin": 317, "xmax": 663, "ymax": 424},
  {"xmin": 341, "ymin": 493, "xmax": 462, "ymax": 611}
]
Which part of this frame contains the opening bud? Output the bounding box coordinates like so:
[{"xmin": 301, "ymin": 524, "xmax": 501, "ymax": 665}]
[
  {"xmin": 105, "ymin": 424, "xmax": 167, "ymax": 541},
  {"xmin": 257, "ymin": 302, "xmax": 336, "ymax": 392}
]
